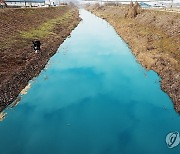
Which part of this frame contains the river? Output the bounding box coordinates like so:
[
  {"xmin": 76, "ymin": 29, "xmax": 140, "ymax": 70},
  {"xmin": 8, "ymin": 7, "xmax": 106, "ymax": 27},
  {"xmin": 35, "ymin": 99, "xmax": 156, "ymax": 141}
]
[{"xmin": 0, "ymin": 9, "xmax": 180, "ymax": 154}]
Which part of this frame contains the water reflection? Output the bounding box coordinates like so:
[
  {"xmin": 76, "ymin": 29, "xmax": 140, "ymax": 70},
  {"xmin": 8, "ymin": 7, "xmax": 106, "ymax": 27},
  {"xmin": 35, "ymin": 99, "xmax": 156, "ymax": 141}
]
[
  {"xmin": 10, "ymin": 96, "xmax": 21, "ymax": 108},
  {"xmin": 0, "ymin": 112, "xmax": 6, "ymax": 121},
  {"xmin": 20, "ymin": 83, "xmax": 31, "ymax": 95},
  {"xmin": 0, "ymin": 9, "xmax": 180, "ymax": 154},
  {"xmin": 0, "ymin": 83, "xmax": 31, "ymax": 122}
]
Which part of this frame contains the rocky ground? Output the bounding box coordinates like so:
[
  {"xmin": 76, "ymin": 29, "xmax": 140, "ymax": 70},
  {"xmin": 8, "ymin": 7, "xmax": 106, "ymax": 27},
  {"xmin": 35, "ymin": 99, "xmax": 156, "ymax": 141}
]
[
  {"xmin": 0, "ymin": 6, "xmax": 81, "ymax": 112},
  {"xmin": 88, "ymin": 4, "xmax": 180, "ymax": 113}
]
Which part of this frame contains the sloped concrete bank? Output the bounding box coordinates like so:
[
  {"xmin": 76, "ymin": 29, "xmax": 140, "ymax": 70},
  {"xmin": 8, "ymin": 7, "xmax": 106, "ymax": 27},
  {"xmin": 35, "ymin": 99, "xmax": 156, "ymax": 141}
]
[
  {"xmin": 88, "ymin": 4, "xmax": 180, "ymax": 112},
  {"xmin": 0, "ymin": 6, "xmax": 81, "ymax": 112}
]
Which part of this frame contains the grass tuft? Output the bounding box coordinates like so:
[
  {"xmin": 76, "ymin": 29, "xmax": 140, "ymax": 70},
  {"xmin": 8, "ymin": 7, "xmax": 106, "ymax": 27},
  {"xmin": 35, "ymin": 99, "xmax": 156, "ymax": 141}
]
[{"xmin": 20, "ymin": 12, "xmax": 73, "ymax": 39}]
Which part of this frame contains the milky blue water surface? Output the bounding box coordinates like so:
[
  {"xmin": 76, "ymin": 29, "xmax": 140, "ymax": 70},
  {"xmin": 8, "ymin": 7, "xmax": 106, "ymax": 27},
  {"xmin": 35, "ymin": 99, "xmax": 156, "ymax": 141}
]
[{"xmin": 0, "ymin": 9, "xmax": 180, "ymax": 154}]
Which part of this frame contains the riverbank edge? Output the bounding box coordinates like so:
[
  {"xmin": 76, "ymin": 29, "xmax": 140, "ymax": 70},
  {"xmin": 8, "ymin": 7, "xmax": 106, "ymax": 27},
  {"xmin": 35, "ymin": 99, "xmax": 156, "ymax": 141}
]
[
  {"xmin": 87, "ymin": 7, "xmax": 180, "ymax": 113},
  {"xmin": 0, "ymin": 8, "xmax": 81, "ymax": 112}
]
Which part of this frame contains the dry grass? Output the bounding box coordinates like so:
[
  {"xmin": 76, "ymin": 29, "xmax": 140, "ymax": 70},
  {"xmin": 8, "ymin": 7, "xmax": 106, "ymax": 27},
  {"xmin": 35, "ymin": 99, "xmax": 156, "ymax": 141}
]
[
  {"xmin": 0, "ymin": 6, "xmax": 78, "ymax": 78},
  {"xmin": 20, "ymin": 11, "xmax": 74, "ymax": 39},
  {"xmin": 94, "ymin": 6, "xmax": 180, "ymax": 71},
  {"xmin": 0, "ymin": 6, "xmax": 72, "ymax": 52},
  {"xmin": 88, "ymin": 5, "xmax": 180, "ymax": 112}
]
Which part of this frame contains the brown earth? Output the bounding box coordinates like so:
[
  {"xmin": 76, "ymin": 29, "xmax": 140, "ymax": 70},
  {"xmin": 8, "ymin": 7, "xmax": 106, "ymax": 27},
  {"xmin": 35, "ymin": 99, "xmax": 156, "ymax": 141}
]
[
  {"xmin": 0, "ymin": 6, "xmax": 81, "ymax": 112},
  {"xmin": 88, "ymin": 4, "xmax": 180, "ymax": 113}
]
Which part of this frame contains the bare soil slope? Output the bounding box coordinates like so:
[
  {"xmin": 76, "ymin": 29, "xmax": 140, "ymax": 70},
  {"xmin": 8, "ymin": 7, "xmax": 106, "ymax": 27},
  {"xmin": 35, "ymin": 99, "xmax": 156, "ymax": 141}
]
[
  {"xmin": 88, "ymin": 5, "xmax": 180, "ymax": 112},
  {"xmin": 0, "ymin": 6, "xmax": 81, "ymax": 111}
]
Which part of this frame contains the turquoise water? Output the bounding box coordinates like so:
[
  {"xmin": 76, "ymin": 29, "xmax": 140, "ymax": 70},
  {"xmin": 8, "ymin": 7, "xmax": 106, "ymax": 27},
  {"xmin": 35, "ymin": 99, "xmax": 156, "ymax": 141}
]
[{"xmin": 0, "ymin": 9, "xmax": 180, "ymax": 154}]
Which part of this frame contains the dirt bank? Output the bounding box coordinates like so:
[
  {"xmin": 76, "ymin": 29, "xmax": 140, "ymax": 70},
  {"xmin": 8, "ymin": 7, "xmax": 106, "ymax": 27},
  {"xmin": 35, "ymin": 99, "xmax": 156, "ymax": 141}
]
[
  {"xmin": 88, "ymin": 4, "xmax": 180, "ymax": 113},
  {"xmin": 0, "ymin": 6, "xmax": 81, "ymax": 112}
]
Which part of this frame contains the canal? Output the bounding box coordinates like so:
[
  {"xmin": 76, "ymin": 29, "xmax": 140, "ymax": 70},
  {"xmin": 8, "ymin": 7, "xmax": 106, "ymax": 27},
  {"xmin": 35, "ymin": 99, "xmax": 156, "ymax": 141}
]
[{"xmin": 0, "ymin": 9, "xmax": 180, "ymax": 154}]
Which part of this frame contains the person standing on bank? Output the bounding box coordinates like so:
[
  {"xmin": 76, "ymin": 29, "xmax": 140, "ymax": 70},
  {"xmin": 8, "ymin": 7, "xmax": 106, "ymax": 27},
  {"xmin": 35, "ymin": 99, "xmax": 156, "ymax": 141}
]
[{"xmin": 32, "ymin": 40, "xmax": 41, "ymax": 53}]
